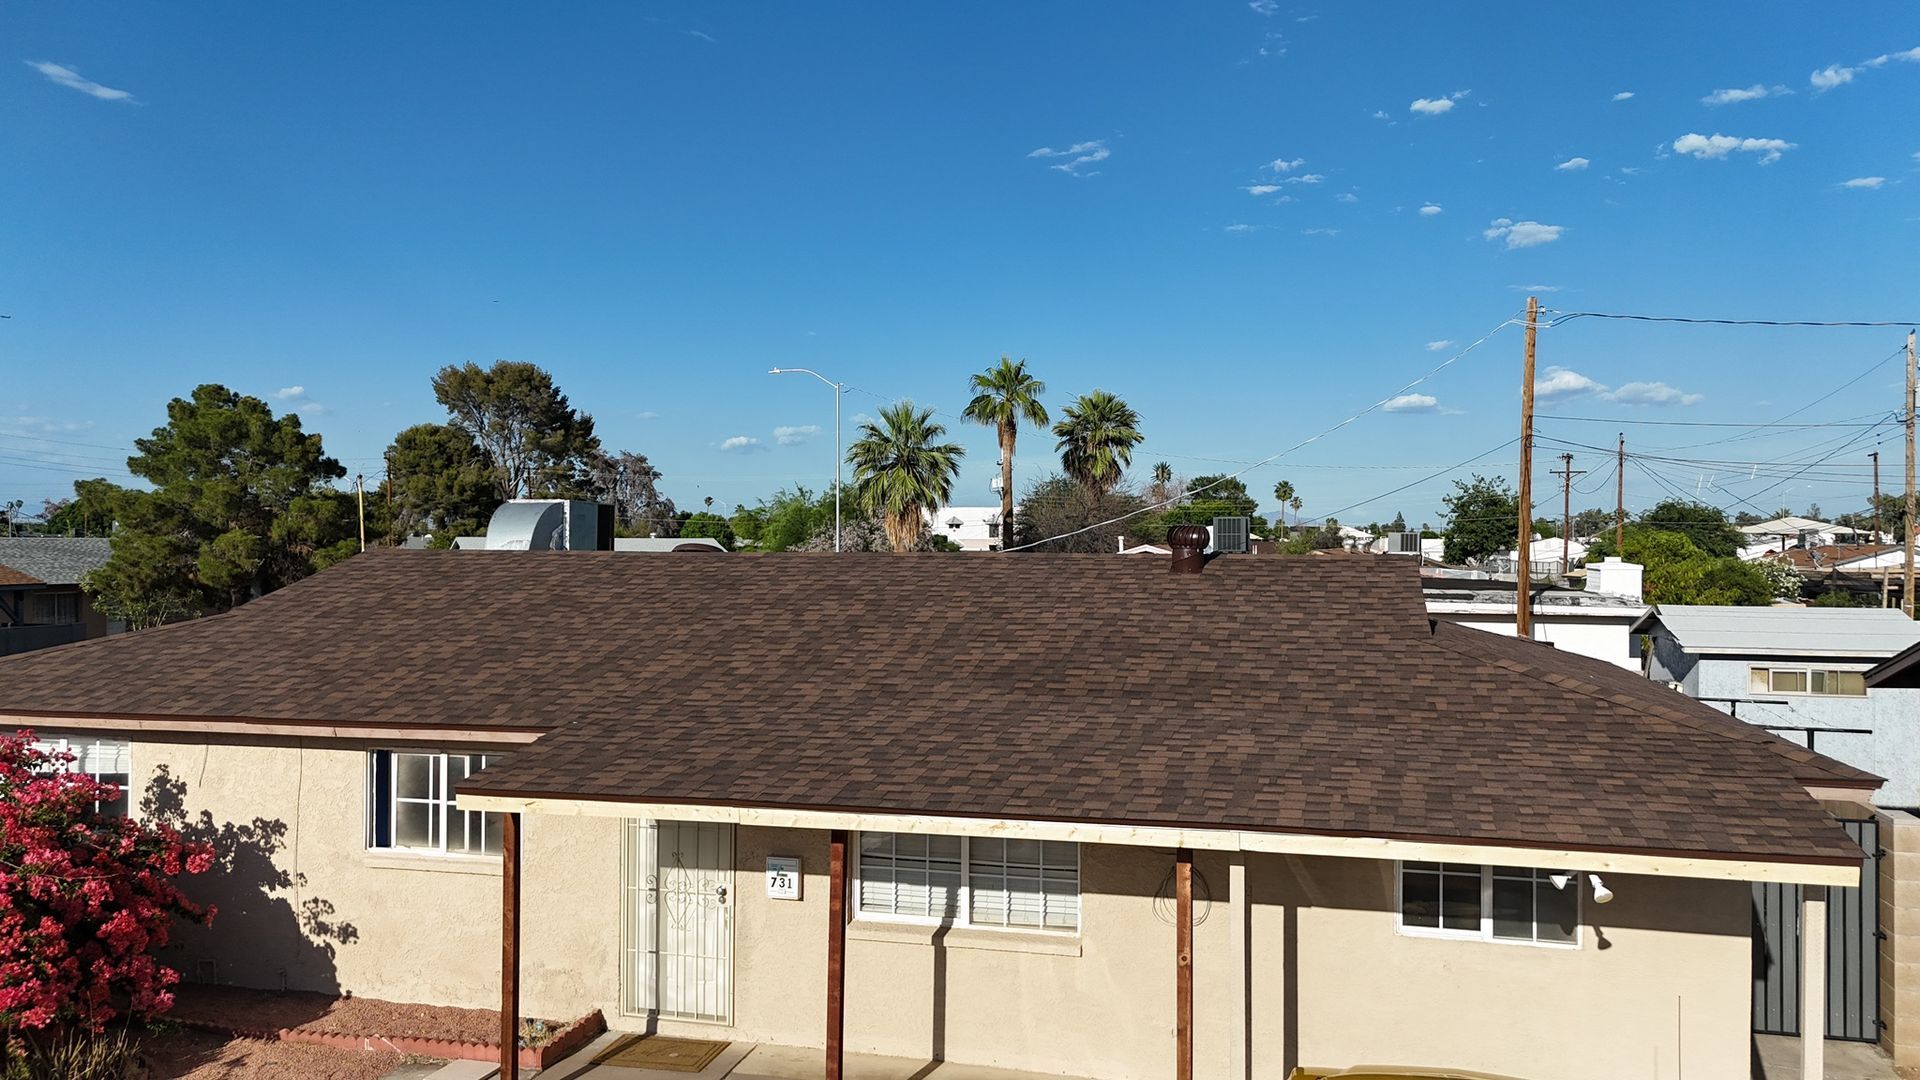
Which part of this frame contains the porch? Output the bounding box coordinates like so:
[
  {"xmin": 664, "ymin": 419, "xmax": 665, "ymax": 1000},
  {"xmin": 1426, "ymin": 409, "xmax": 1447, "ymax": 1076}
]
[{"xmin": 531, "ymin": 1032, "xmax": 1100, "ymax": 1080}]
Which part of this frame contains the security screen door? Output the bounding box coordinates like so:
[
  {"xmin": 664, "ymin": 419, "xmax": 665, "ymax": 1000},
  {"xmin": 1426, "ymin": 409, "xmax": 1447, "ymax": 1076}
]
[{"xmin": 627, "ymin": 820, "xmax": 735, "ymax": 1023}]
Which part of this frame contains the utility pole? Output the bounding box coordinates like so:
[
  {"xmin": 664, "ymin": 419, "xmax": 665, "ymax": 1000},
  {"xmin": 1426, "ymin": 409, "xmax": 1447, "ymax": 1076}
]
[
  {"xmin": 1906, "ymin": 330, "xmax": 1917, "ymax": 618},
  {"xmin": 1874, "ymin": 450, "xmax": 1888, "ymax": 607},
  {"xmin": 1516, "ymin": 296, "xmax": 1539, "ymax": 637},
  {"xmin": 355, "ymin": 473, "xmax": 367, "ymax": 553},
  {"xmin": 1551, "ymin": 453, "xmax": 1586, "ymax": 577},
  {"xmin": 1615, "ymin": 433, "xmax": 1626, "ymax": 551}
]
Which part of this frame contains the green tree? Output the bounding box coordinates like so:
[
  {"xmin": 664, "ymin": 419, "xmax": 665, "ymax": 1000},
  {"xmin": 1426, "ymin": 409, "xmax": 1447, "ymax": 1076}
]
[
  {"xmin": 846, "ymin": 401, "xmax": 966, "ymax": 552},
  {"xmin": 1272, "ymin": 480, "xmax": 1296, "ymax": 531},
  {"xmin": 1053, "ymin": 390, "xmax": 1142, "ymax": 497},
  {"xmin": 1012, "ymin": 473, "xmax": 1146, "ymax": 553},
  {"xmin": 34, "ymin": 490, "xmax": 114, "ymax": 537},
  {"xmin": 431, "ymin": 361, "xmax": 602, "ymax": 501},
  {"xmin": 1589, "ymin": 526, "xmax": 1774, "ymax": 605},
  {"xmin": 1638, "ymin": 498, "xmax": 1741, "ymax": 558},
  {"xmin": 82, "ymin": 384, "xmax": 356, "ymax": 625},
  {"xmin": 1440, "ymin": 475, "xmax": 1520, "ymax": 564},
  {"xmin": 588, "ymin": 450, "xmax": 677, "ymax": 537},
  {"xmin": 1148, "ymin": 462, "xmax": 1177, "ymax": 504},
  {"xmin": 677, "ymin": 511, "xmax": 736, "ymax": 550},
  {"xmin": 962, "ymin": 357, "xmax": 1049, "ymax": 551},
  {"xmin": 385, "ymin": 423, "xmax": 498, "ymax": 543},
  {"xmin": 1571, "ymin": 506, "xmax": 1615, "ymax": 537}
]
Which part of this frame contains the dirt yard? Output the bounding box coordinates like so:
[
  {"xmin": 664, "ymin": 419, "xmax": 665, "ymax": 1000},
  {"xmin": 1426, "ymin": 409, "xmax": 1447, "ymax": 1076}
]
[
  {"xmin": 165, "ymin": 983, "xmax": 561, "ymax": 1044},
  {"xmin": 136, "ymin": 1026, "xmax": 407, "ymax": 1080}
]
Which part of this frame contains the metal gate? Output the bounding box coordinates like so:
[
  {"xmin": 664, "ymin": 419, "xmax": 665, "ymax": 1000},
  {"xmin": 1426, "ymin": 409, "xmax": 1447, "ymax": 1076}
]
[
  {"xmin": 623, "ymin": 819, "xmax": 735, "ymax": 1023},
  {"xmin": 1752, "ymin": 818, "xmax": 1881, "ymax": 1041}
]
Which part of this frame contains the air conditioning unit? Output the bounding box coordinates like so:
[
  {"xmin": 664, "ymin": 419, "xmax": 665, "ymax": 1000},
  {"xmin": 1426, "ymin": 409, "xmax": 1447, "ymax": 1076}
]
[
  {"xmin": 1385, "ymin": 531, "xmax": 1421, "ymax": 555},
  {"xmin": 1212, "ymin": 516, "xmax": 1250, "ymax": 555}
]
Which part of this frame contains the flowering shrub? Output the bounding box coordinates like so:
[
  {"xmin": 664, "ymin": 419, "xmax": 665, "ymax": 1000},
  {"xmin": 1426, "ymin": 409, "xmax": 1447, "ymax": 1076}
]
[{"xmin": 0, "ymin": 730, "xmax": 215, "ymax": 1041}]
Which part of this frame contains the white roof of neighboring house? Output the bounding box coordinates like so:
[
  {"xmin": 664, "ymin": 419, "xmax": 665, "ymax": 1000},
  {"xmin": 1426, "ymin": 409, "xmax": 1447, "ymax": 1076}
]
[
  {"xmin": 1739, "ymin": 516, "xmax": 1840, "ymax": 536},
  {"xmin": 612, "ymin": 537, "xmax": 727, "ymax": 552},
  {"xmin": 1629, "ymin": 605, "xmax": 1920, "ymax": 659},
  {"xmin": 1523, "ymin": 537, "xmax": 1588, "ymax": 562}
]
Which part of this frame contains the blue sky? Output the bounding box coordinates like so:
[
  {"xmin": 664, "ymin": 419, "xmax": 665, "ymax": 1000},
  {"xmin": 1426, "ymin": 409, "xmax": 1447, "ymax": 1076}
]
[{"xmin": 4, "ymin": 4, "xmax": 1918, "ymax": 529}]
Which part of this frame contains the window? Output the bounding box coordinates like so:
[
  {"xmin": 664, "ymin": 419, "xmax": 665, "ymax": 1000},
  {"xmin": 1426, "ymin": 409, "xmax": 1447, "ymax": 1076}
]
[
  {"xmin": 986, "ymin": 522, "xmax": 1001, "ymax": 539},
  {"xmin": 1749, "ymin": 666, "xmax": 1867, "ymax": 697},
  {"xmin": 367, "ymin": 751, "xmax": 502, "ymax": 856},
  {"xmin": 27, "ymin": 592, "xmax": 80, "ymax": 625},
  {"xmin": 855, "ymin": 833, "xmax": 1079, "ymax": 932},
  {"xmin": 33, "ymin": 735, "xmax": 130, "ymax": 817},
  {"xmin": 1398, "ymin": 862, "xmax": 1578, "ymax": 946}
]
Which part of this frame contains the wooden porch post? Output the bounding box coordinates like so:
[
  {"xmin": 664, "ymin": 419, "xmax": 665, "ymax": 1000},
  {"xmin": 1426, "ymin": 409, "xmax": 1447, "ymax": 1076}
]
[
  {"xmin": 501, "ymin": 811, "xmax": 522, "ymax": 1080},
  {"xmin": 1177, "ymin": 848, "xmax": 1193, "ymax": 1080},
  {"xmin": 827, "ymin": 829, "xmax": 848, "ymax": 1080},
  {"xmin": 1803, "ymin": 885, "xmax": 1827, "ymax": 1080}
]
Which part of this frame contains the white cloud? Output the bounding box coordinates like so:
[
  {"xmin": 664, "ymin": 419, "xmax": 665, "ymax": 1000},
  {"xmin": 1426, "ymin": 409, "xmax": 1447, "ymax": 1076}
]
[
  {"xmin": 2, "ymin": 416, "xmax": 95, "ymax": 435},
  {"xmin": 24, "ymin": 61, "xmax": 134, "ymax": 102},
  {"xmin": 1028, "ymin": 140, "xmax": 1110, "ymax": 175},
  {"xmin": 1243, "ymin": 184, "xmax": 1282, "ymax": 196},
  {"xmin": 1370, "ymin": 109, "xmax": 1391, "ymax": 120},
  {"xmin": 1248, "ymin": 0, "xmax": 1278, "ymax": 13},
  {"xmin": 1284, "ymin": 173, "xmax": 1325, "ymax": 184},
  {"xmin": 637, "ymin": 410, "xmax": 661, "ymax": 421},
  {"xmin": 1425, "ymin": 340, "xmax": 1455, "ymax": 351},
  {"xmin": 1222, "ymin": 223, "xmax": 1263, "ymax": 233},
  {"xmin": 1702, "ymin": 84, "xmax": 1789, "ymax": 105},
  {"xmin": 1670, "ymin": 132, "xmax": 1796, "ymax": 164},
  {"xmin": 1842, "ymin": 176, "xmax": 1887, "ymax": 189},
  {"xmin": 719, "ymin": 435, "xmax": 763, "ymax": 452},
  {"xmin": 773, "ymin": 424, "xmax": 821, "ymax": 445},
  {"xmin": 274, "ymin": 386, "xmax": 306, "ymax": 400},
  {"xmin": 1612, "ymin": 91, "xmax": 1635, "ymax": 101},
  {"xmin": 1534, "ymin": 367, "xmax": 1605, "ymax": 401},
  {"xmin": 1811, "ymin": 64, "xmax": 1857, "ymax": 90},
  {"xmin": 1509, "ymin": 283, "xmax": 1563, "ymax": 293},
  {"xmin": 1418, "ymin": 203, "xmax": 1443, "ymax": 216},
  {"xmin": 1265, "ymin": 157, "xmax": 1306, "ymax": 172},
  {"xmin": 1606, "ymin": 381, "xmax": 1702, "ymax": 407},
  {"xmin": 1335, "ymin": 192, "xmax": 1359, "ymax": 203},
  {"xmin": 1383, "ymin": 393, "xmax": 1440, "ymax": 413},
  {"xmin": 1409, "ymin": 96, "xmax": 1456, "ymax": 115},
  {"xmin": 1302, "ymin": 227, "xmax": 1340, "ymax": 236},
  {"xmin": 1483, "ymin": 217, "xmax": 1564, "ymax": 249},
  {"xmin": 271, "ymin": 386, "xmax": 329, "ymax": 416},
  {"xmin": 685, "ymin": 29, "xmax": 716, "ymax": 43},
  {"xmin": 1555, "ymin": 156, "xmax": 1590, "ymax": 171}
]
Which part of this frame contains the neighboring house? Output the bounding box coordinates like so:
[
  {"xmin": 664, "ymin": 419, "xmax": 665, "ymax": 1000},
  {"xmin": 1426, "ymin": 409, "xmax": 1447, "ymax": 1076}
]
[
  {"xmin": 0, "ymin": 537, "xmax": 118, "ymax": 656},
  {"xmin": 0, "ymin": 552, "xmax": 1877, "ymax": 1080},
  {"xmin": 1633, "ymin": 605, "xmax": 1920, "ymax": 807},
  {"xmin": 925, "ymin": 505, "xmax": 1013, "ymax": 551},
  {"xmin": 1424, "ymin": 556, "xmax": 1645, "ymax": 669},
  {"xmin": 1739, "ymin": 516, "xmax": 1878, "ymax": 561}
]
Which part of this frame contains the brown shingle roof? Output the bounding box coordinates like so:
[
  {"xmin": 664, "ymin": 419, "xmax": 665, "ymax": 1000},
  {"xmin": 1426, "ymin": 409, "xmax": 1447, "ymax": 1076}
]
[
  {"xmin": 0, "ymin": 562, "xmax": 43, "ymax": 588},
  {"xmin": 0, "ymin": 550, "xmax": 1866, "ymax": 866},
  {"xmin": 1769, "ymin": 544, "xmax": 1899, "ymax": 572}
]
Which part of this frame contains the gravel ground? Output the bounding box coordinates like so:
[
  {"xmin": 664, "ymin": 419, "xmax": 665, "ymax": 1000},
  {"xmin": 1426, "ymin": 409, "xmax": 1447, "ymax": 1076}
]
[
  {"xmin": 167, "ymin": 983, "xmax": 564, "ymax": 1045},
  {"xmin": 137, "ymin": 1027, "xmax": 406, "ymax": 1080}
]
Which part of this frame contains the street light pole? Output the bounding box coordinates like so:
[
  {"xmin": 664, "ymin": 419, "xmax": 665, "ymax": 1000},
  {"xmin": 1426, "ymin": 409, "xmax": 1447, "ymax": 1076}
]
[{"xmin": 769, "ymin": 367, "xmax": 845, "ymax": 552}]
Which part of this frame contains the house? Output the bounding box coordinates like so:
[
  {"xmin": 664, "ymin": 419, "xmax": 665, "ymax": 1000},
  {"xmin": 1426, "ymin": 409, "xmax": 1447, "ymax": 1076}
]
[
  {"xmin": 1423, "ymin": 556, "xmax": 1646, "ymax": 669},
  {"xmin": 0, "ymin": 552, "xmax": 1881, "ymax": 1080},
  {"xmin": 1632, "ymin": 604, "xmax": 1920, "ymax": 806},
  {"xmin": 0, "ymin": 537, "xmax": 119, "ymax": 656},
  {"xmin": 1739, "ymin": 516, "xmax": 1878, "ymax": 561},
  {"xmin": 925, "ymin": 505, "xmax": 1013, "ymax": 551}
]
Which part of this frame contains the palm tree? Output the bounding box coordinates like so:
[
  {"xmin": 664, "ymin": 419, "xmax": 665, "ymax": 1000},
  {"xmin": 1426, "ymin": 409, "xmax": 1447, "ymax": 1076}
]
[
  {"xmin": 1053, "ymin": 391, "xmax": 1143, "ymax": 497},
  {"xmin": 846, "ymin": 401, "xmax": 966, "ymax": 552},
  {"xmin": 1290, "ymin": 495, "xmax": 1303, "ymax": 529},
  {"xmin": 1272, "ymin": 480, "xmax": 1296, "ymax": 531},
  {"xmin": 1149, "ymin": 462, "xmax": 1175, "ymax": 504},
  {"xmin": 962, "ymin": 358, "xmax": 1048, "ymax": 548}
]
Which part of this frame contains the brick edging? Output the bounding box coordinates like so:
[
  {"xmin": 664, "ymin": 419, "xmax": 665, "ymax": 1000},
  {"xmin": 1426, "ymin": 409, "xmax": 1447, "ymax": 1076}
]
[{"xmin": 171, "ymin": 1008, "xmax": 606, "ymax": 1069}]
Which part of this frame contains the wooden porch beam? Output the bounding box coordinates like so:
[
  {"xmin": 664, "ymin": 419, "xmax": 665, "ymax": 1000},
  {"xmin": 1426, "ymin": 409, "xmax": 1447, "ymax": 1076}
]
[
  {"xmin": 1176, "ymin": 847, "xmax": 1193, "ymax": 1080},
  {"xmin": 827, "ymin": 829, "xmax": 847, "ymax": 1080},
  {"xmin": 501, "ymin": 811, "xmax": 522, "ymax": 1080}
]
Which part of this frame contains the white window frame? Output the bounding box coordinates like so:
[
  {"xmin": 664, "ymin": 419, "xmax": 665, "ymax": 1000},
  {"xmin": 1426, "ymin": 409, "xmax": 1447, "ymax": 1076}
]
[
  {"xmin": 1748, "ymin": 665, "xmax": 1868, "ymax": 698},
  {"xmin": 32, "ymin": 734, "xmax": 132, "ymax": 817},
  {"xmin": 366, "ymin": 750, "xmax": 502, "ymax": 859},
  {"xmin": 851, "ymin": 832, "xmax": 1081, "ymax": 934},
  {"xmin": 1394, "ymin": 862, "xmax": 1581, "ymax": 949}
]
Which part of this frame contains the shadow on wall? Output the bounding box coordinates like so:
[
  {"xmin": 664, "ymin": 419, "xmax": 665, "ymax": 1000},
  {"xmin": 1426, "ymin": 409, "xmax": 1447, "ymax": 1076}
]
[{"xmin": 142, "ymin": 765, "xmax": 359, "ymax": 994}]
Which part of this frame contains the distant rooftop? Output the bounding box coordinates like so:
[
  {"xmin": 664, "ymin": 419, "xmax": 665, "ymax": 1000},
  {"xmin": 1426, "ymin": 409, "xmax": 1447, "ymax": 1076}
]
[
  {"xmin": 0, "ymin": 537, "xmax": 112, "ymax": 586},
  {"xmin": 1631, "ymin": 604, "xmax": 1920, "ymax": 659}
]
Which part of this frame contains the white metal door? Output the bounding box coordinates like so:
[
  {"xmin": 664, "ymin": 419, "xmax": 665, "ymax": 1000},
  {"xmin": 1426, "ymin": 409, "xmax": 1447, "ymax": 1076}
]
[{"xmin": 628, "ymin": 820, "xmax": 734, "ymax": 1023}]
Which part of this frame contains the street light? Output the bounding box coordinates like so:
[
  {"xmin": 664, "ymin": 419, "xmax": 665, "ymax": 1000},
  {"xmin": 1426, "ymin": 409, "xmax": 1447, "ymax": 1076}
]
[{"xmin": 768, "ymin": 367, "xmax": 845, "ymax": 552}]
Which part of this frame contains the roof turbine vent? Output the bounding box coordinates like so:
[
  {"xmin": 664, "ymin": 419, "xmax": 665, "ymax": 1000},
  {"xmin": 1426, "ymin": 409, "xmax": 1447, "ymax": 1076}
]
[{"xmin": 1168, "ymin": 524, "xmax": 1209, "ymax": 575}]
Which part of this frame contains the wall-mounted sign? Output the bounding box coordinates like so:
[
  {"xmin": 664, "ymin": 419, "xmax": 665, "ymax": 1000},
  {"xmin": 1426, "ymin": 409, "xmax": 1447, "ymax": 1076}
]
[{"xmin": 766, "ymin": 855, "xmax": 802, "ymax": 901}]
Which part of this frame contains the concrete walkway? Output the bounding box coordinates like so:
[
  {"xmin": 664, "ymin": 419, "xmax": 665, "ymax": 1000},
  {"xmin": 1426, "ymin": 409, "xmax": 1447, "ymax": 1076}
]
[
  {"xmin": 1751, "ymin": 1035, "xmax": 1905, "ymax": 1080},
  {"xmin": 424, "ymin": 1032, "xmax": 1099, "ymax": 1080}
]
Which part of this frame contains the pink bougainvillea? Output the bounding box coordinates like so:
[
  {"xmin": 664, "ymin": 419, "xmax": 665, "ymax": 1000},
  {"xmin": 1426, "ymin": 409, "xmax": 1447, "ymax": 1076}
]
[{"xmin": 0, "ymin": 729, "xmax": 214, "ymax": 1035}]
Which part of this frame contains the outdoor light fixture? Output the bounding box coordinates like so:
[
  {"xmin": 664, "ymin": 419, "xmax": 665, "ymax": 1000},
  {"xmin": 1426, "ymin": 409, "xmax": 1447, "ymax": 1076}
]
[
  {"xmin": 947, "ymin": 516, "xmax": 963, "ymax": 531},
  {"xmin": 1548, "ymin": 872, "xmax": 1575, "ymax": 891},
  {"xmin": 1547, "ymin": 871, "xmax": 1613, "ymax": 904}
]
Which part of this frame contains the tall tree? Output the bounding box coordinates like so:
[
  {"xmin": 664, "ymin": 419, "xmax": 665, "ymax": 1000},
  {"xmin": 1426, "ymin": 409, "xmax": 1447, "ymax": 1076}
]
[
  {"xmin": 962, "ymin": 357, "xmax": 1049, "ymax": 548},
  {"xmin": 846, "ymin": 401, "xmax": 966, "ymax": 552},
  {"xmin": 1011, "ymin": 474, "xmax": 1147, "ymax": 554},
  {"xmin": 1148, "ymin": 462, "xmax": 1177, "ymax": 505},
  {"xmin": 588, "ymin": 450, "xmax": 677, "ymax": 536},
  {"xmin": 1638, "ymin": 498, "xmax": 1741, "ymax": 558},
  {"xmin": 385, "ymin": 423, "xmax": 497, "ymax": 542},
  {"xmin": 1440, "ymin": 474, "xmax": 1520, "ymax": 564},
  {"xmin": 1053, "ymin": 390, "xmax": 1142, "ymax": 497},
  {"xmin": 1272, "ymin": 480, "xmax": 1296, "ymax": 531},
  {"xmin": 83, "ymin": 384, "xmax": 357, "ymax": 625},
  {"xmin": 431, "ymin": 361, "xmax": 602, "ymax": 501}
]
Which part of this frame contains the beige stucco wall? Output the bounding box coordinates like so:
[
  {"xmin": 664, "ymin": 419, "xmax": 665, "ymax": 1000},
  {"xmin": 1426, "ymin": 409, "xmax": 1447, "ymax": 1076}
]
[{"xmin": 83, "ymin": 730, "xmax": 1755, "ymax": 1080}]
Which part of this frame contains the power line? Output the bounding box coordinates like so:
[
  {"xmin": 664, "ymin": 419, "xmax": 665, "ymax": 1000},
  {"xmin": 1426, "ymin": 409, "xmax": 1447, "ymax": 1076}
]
[
  {"xmin": 1296, "ymin": 438, "xmax": 1519, "ymax": 526},
  {"xmin": 1545, "ymin": 311, "xmax": 1920, "ymax": 329}
]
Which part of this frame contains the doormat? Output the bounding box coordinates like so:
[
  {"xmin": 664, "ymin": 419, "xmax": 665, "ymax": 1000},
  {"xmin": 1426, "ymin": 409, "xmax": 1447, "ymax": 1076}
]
[{"xmin": 591, "ymin": 1034, "xmax": 730, "ymax": 1072}]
